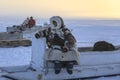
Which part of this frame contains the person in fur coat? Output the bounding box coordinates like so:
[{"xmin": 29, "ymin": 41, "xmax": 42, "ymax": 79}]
[{"xmin": 35, "ymin": 16, "xmax": 80, "ymax": 74}]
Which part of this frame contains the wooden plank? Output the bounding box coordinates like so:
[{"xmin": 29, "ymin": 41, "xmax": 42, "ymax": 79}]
[{"xmin": 0, "ymin": 39, "xmax": 31, "ymax": 47}]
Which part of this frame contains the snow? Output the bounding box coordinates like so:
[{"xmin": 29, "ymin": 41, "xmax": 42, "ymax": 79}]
[
  {"xmin": 72, "ymin": 26, "xmax": 120, "ymax": 47},
  {"xmin": 31, "ymin": 36, "xmax": 46, "ymax": 71},
  {"xmin": 93, "ymin": 76, "xmax": 120, "ymax": 80},
  {"xmin": 80, "ymin": 50, "xmax": 120, "ymax": 66},
  {"xmin": 1, "ymin": 18, "xmax": 120, "ymax": 47},
  {"xmin": 0, "ymin": 18, "xmax": 120, "ymax": 80},
  {"xmin": 0, "ymin": 47, "xmax": 31, "ymax": 67}
]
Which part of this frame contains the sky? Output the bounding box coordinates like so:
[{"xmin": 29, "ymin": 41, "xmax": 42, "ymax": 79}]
[{"xmin": 0, "ymin": 0, "xmax": 120, "ymax": 18}]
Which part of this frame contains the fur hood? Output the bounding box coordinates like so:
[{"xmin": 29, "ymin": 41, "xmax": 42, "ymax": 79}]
[{"xmin": 50, "ymin": 16, "xmax": 64, "ymax": 30}]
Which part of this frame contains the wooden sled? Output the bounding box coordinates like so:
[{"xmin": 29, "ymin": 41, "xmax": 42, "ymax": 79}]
[{"xmin": 1, "ymin": 32, "xmax": 120, "ymax": 80}]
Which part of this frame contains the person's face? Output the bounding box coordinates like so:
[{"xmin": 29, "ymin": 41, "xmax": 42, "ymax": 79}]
[{"xmin": 53, "ymin": 21, "xmax": 57, "ymax": 27}]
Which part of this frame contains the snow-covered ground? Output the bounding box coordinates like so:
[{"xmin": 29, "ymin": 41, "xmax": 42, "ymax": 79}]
[
  {"xmin": 92, "ymin": 76, "xmax": 120, "ymax": 80},
  {"xmin": 0, "ymin": 47, "xmax": 31, "ymax": 67},
  {"xmin": 0, "ymin": 18, "xmax": 120, "ymax": 80},
  {"xmin": 1, "ymin": 18, "xmax": 120, "ymax": 47}
]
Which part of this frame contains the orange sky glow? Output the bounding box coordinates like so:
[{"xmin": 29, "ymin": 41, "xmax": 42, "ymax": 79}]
[{"xmin": 0, "ymin": 0, "xmax": 120, "ymax": 18}]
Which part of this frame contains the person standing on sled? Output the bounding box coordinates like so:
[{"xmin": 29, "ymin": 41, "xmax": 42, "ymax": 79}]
[
  {"xmin": 28, "ymin": 16, "xmax": 36, "ymax": 28},
  {"xmin": 35, "ymin": 16, "xmax": 80, "ymax": 74}
]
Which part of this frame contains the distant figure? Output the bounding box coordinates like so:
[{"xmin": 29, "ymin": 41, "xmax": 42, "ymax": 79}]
[
  {"xmin": 22, "ymin": 17, "xmax": 29, "ymax": 28},
  {"xmin": 28, "ymin": 16, "xmax": 36, "ymax": 28}
]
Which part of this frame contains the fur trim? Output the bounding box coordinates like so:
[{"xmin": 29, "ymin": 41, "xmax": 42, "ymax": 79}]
[{"xmin": 50, "ymin": 16, "xmax": 64, "ymax": 30}]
